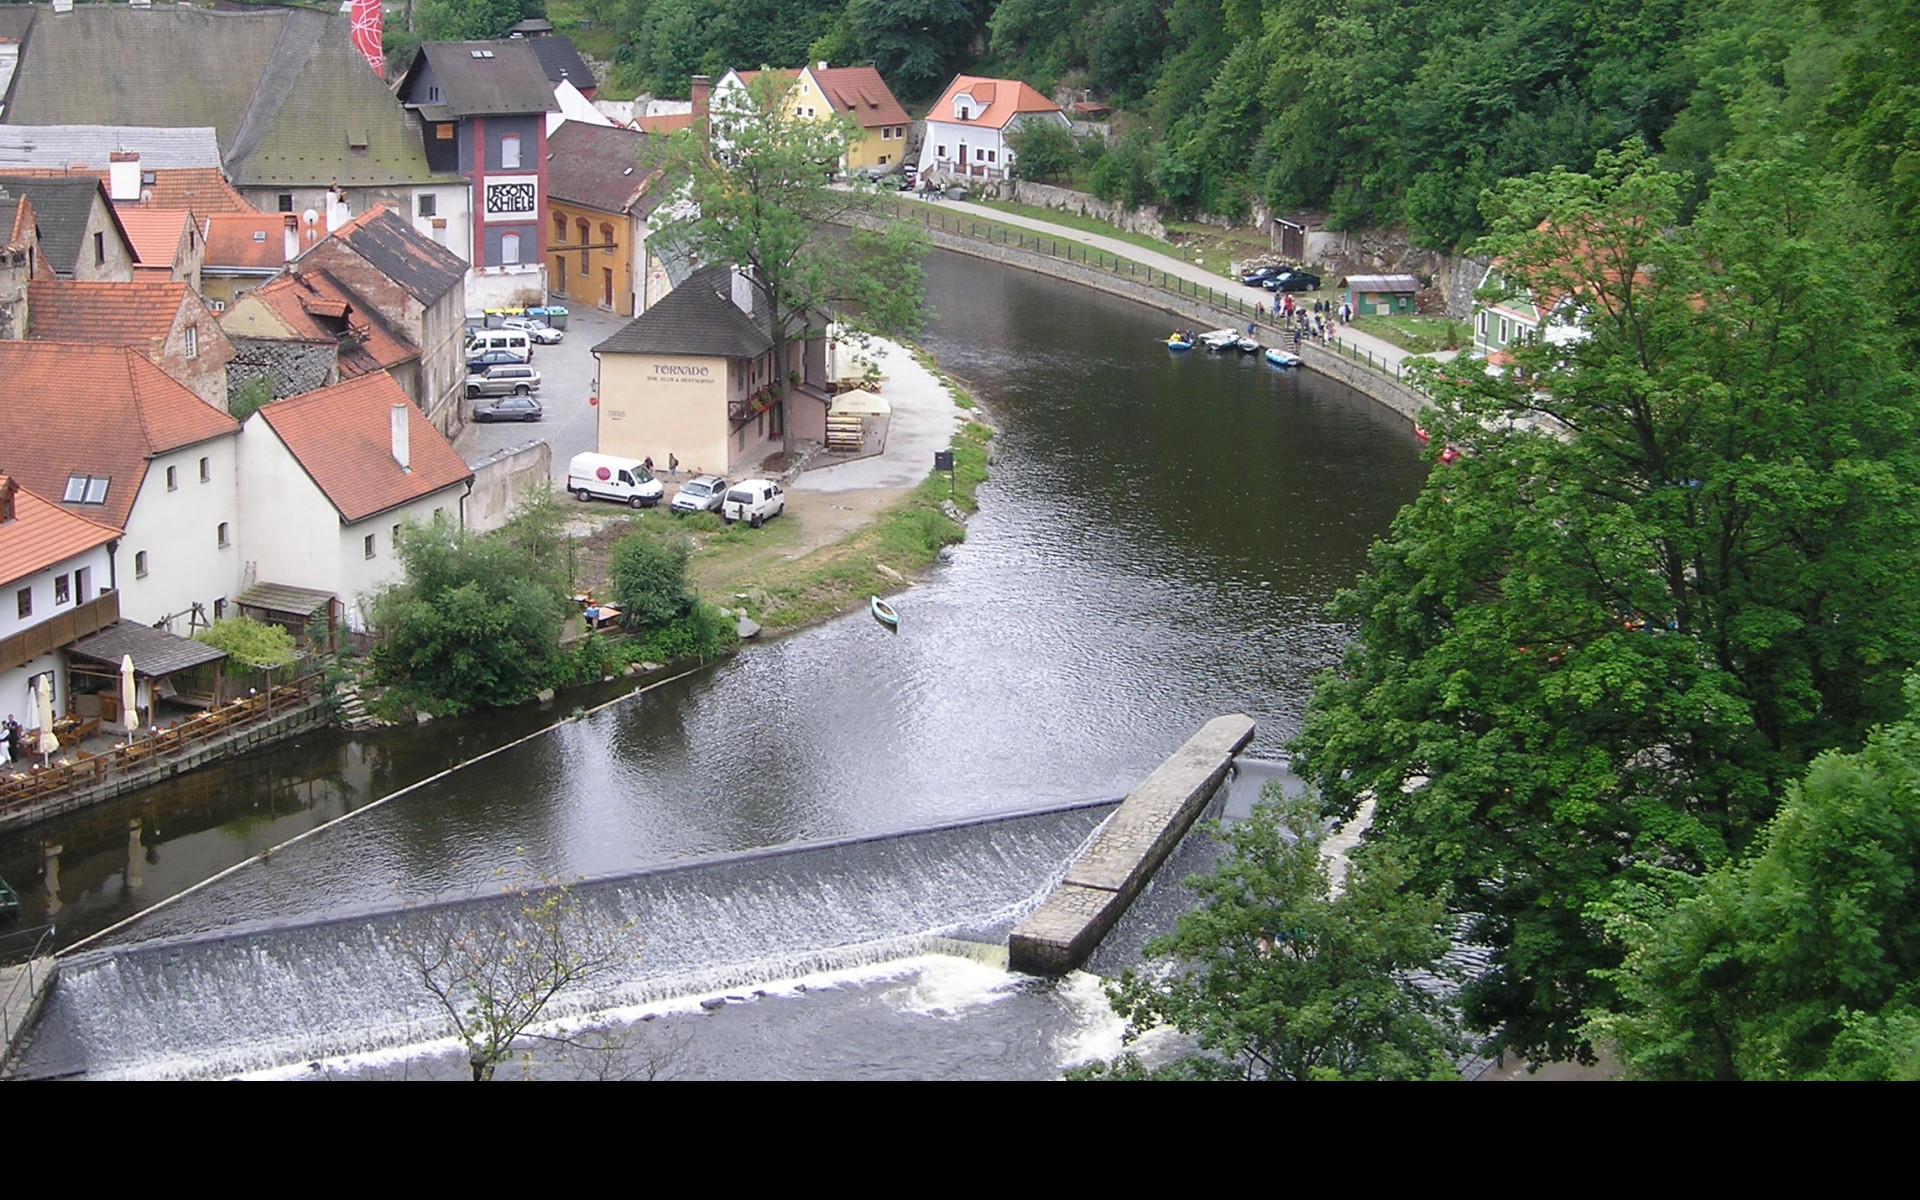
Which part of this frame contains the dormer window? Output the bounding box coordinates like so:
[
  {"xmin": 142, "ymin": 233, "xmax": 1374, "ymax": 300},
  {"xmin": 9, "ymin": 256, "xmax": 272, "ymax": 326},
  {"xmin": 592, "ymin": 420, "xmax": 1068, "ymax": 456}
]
[
  {"xmin": 63, "ymin": 474, "xmax": 109, "ymax": 504},
  {"xmin": 252, "ymin": 230, "xmax": 267, "ymax": 242},
  {"xmin": 957, "ymin": 105, "xmax": 970, "ymax": 120}
]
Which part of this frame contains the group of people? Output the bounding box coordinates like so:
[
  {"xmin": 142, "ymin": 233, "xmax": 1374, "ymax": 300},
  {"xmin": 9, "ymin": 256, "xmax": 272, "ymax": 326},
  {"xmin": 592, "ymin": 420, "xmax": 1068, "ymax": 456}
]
[
  {"xmin": 1, "ymin": 714, "xmax": 23, "ymax": 766},
  {"xmin": 640, "ymin": 454, "xmax": 680, "ymax": 479}
]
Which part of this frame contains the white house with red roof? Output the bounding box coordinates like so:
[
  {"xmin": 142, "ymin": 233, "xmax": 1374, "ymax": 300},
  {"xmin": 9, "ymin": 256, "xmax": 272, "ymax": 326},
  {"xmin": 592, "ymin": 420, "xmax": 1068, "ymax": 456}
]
[
  {"xmin": 918, "ymin": 75, "xmax": 1068, "ymax": 184},
  {"xmin": 0, "ymin": 475, "xmax": 122, "ymax": 729},
  {"xmin": 0, "ymin": 342, "xmax": 242, "ymax": 637},
  {"xmin": 237, "ymin": 373, "xmax": 474, "ymax": 629}
]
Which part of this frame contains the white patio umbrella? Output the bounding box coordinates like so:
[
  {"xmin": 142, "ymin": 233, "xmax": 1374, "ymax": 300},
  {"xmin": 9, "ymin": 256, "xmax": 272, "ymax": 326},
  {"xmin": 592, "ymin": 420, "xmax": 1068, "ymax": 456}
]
[
  {"xmin": 35, "ymin": 674, "xmax": 59, "ymax": 764},
  {"xmin": 120, "ymin": 654, "xmax": 139, "ymax": 744}
]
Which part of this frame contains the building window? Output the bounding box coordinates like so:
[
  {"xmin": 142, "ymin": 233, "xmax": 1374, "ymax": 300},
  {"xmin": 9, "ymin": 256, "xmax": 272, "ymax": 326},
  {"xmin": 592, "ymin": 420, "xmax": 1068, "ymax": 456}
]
[
  {"xmin": 578, "ymin": 218, "xmax": 590, "ymax": 269},
  {"xmin": 554, "ymin": 213, "xmax": 567, "ymax": 243},
  {"xmin": 364, "ymin": 534, "xmax": 377, "ymax": 560},
  {"xmin": 135, "ymin": 551, "xmax": 149, "ymax": 578},
  {"xmin": 435, "ymin": 123, "xmax": 454, "ymax": 140},
  {"xmin": 392, "ymin": 523, "xmax": 402, "ymax": 548},
  {"xmin": 63, "ymin": 474, "xmax": 109, "ymax": 504},
  {"xmin": 501, "ymin": 232, "xmax": 521, "ymax": 266},
  {"xmin": 1499, "ymin": 317, "xmax": 1509, "ymax": 343},
  {"xmin": 16, "ymin": 587, "xmax": 31, "ymax": 619},
  {"xmin": 184, "ymin": 326, "xmax": 199, "ymax": 359},
  {"xmin": 1478, "ymin": 312, "xmax": 1487, "ymax": 337},
  {"xmin": 418, "ymin": 194, "xmax": 437, "ymax": 218},
  {"xmin": 957, "ymin": 106, "xmax": 970, "ymax": 120},
  {"xmin": 199, "ymin": 457, "xmax": 210, "ymax": 482},
  {"xmin": 987, "ymin": 150, "xmax": 997, "ymax": 163},
  {"xmin": 501, "ymin": 134, "xmax": 522, "ymax": 170},
  {"xmin": 277, "ymin": 193, "xmax": 294, "ymax": 213},
  {"xmin": 937, "ymin": 144, "xmax": 946, "ymax": 159},
  {"xmin": 54, "ymin": 574, "xmax": 69, "ymax": 605},
  {"xmin": 217, "ymin": 522, "xmax": 230, "ymax": 548}
]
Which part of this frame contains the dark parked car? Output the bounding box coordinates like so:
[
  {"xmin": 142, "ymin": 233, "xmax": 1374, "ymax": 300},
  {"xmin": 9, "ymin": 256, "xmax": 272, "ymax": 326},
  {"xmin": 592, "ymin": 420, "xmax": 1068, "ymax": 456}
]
[
  {"xmin": 468, "ymin": 349, "xmax": 524, "ymax": 373},
  {"xmin": 472, "ymin": 394, "xmax": 544, "ymax": 422},
  {"xmin": 1264, "ymin": 270, "xmax": 1322, "ymax": 293},
  {"xmin": 1241, "ymin": 265, "xmax": 1284, "ymax": 286}
]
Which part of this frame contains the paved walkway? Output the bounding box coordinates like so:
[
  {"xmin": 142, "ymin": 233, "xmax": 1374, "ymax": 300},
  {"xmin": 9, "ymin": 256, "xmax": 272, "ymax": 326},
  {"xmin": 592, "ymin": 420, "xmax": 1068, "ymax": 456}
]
[
  {"xmin": 901, "ymin": 193, "xmax": 1419, "ymax": 371},
  {"xmin": 793, "ymin": 337, "xmax": 963, "ymax": 492}
]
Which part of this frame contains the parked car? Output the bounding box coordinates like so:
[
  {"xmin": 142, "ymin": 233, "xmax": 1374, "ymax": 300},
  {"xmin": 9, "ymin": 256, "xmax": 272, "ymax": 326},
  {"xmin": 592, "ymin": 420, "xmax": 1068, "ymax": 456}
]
[
  {"xmin": 1241, "ymin": 265, "xmax": 1284, "ymax": 286},
  {"xmin": 1264, "ymin": 270, "xmax": 1322, "ymax": 293},
  {"xmin": 466, "ymin": 329, "xmax": 534, "ymax": 362},
  {"xmin": 567, "ymin": 452, "xmax": 663, "ymax": 508},
  {"xmin": 501, "ymin": 316, "xmax": 564, "ymax": 345},
  {"xmin": 669, "ymin": 474, "xmax": 730, "ymax": 515},
  {"xmin": 467, "ymin": 349, "xmax": 525, "ymax": 373},
  {"xmin": 466, "ymin": 364, "xmax": 542, "ymax": 398},
  {"xmin": 720, "ymin": 478, "xmax": 785, "ymax": 527},
  {"xmin": 472, "ymin": 394, "xmax": 544, "ymax": 422}
]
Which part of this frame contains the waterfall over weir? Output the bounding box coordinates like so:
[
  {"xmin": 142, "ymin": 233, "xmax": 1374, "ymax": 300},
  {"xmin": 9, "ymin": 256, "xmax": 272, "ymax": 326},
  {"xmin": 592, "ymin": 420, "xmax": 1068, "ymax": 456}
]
[{"xmin": 16, "ymin": 800, "xmax": 1120, "ymax": 1080}]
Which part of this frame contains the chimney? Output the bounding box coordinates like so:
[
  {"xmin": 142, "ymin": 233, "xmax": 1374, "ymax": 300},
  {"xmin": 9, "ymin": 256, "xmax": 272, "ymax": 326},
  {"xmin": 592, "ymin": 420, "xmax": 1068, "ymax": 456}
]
[
  {"xmin": 50, "ymin": 0, "xmax": 72, "ymax": 12},
  {"xmin": 283, "ymin": 214, "xmax": 300, "ymax": 262},
  {"xmin": 109, "ymin": 151, "xmax": 140, "ymax": 202},
  {"xmin": 390, "ymin": 404, "xmax": 411, "ymax": 472},
  {"xmin": 817, "ymin": 61, "xmax": 827, "ymax": 71},
  {"xmin": 691, "ymin": 74, "xmax": 711, "ymax": 147},
  {"xmin": 730, "ymin": 265, "xmax": 753, "ymax": 317}
]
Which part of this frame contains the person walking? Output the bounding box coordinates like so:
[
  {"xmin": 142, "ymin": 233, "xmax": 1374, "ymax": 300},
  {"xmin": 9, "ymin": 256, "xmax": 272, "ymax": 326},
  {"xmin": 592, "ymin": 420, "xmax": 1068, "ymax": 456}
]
[{"xmin": 667, "ymin": 453, "xmax": 679, "ymax": 479}]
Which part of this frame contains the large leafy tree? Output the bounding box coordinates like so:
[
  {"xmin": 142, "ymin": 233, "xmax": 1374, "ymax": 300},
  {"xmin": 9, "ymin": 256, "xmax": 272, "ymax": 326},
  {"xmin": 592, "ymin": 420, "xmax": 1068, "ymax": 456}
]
[
  {"xmin": 1592, "ymin": 676, "xmax": 1920, "ymax": 1080},
  {"xmin": 651, "ymin": 70, "xmax": 928, "ymax": 453},
  {"xmin": 1082, "ymin": 791, "xmax": 1461, "ymax": 1081},
  {"xmin": 1291, "ymin": 143, "xmax": 1920, "ymax": 1063}
]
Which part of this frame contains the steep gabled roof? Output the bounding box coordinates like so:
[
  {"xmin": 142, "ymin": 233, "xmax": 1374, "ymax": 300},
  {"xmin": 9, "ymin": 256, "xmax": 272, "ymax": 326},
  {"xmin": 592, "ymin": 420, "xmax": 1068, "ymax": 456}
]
[
  {"xmin": 139, "ymin": 169, "xmax": 254, "ymax": 215},
  {"xmin": 809, "ymin": 66, "xmax": 908, "ymax": 130},
  {"xmin": 1, "ymin": 7, "xmax": 444, "ymax": 190},
  {"xmin": 256, "ymin": 374, "xmax": 472, "ymax": 523},
  {"xmin": 400, "ymin": 41, "xmax": 560, "ymax": 118},
  {"xmin": 545, "ymin": 123, "xmax": 662, "ymax": 215},
  {"xmin": 316, "ymin": 204, "xmax": 467, "ymax": 306},
  {"xmin": 594, "ymin": 264, "xmax": 780, "ymax": 359},
  {"xmin": 26, "ymin": 279, "xmax": 196, "ymax": 347},
  {"xmin": 0, "ymin": 476, "xmax": 123, "ymax": 590},
  {"xmin": 114, "ymin": 207, "xmax": 193, "ymax": 272},
  {"xmin": 0, "ymin": 342, "xmax": 238, "ymax": 531},
  {"xmin": 0, "ymin": 173, "xmax": 129, "ymax": 276},
  {"xmin": 927, "ymin": 75, "xmax": 1061, "ymax": 131}
]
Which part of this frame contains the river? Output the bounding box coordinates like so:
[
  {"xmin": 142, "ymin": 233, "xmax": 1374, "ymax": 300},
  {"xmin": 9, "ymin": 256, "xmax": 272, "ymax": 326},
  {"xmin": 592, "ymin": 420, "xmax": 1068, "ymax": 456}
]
[{"xmin": 5, "ymin": 250, "xmax": 1427, "ymax": 1077}]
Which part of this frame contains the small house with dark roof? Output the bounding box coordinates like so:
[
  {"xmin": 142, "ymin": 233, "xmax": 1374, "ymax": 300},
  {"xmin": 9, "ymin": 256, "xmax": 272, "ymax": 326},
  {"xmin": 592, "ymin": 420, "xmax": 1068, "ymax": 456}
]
[
  {"xmin": 27, "ymin": 279, "xmax": 233, "ymax": 409},
  {"xmin": 291, "ymin": 205, "xmax": 469, "ymax": 435},
  {"xmin": 0, "ymin": 341, "xmax": 241, "ymax": 637},
  {"xmin": 238, "ymin": 373, "xmax": 474, "ymax": 629},
  {"xmin": 1346, "ymin": 273, "xmax": 1421, "ymax": 318},
  {"xmin": 0, "ymin": 174, "xmax": 136, "ymax": 281},
  {"xmin": 544, "ymin": 122, "xmax": 668, "ymax": 317},
  {"xmin": 592, "ymin": 264, "xmax": 828, "ymax": 475},
  {"xmin": 395, "ymin": 40, "xmax": 558, "ymax": 311}
]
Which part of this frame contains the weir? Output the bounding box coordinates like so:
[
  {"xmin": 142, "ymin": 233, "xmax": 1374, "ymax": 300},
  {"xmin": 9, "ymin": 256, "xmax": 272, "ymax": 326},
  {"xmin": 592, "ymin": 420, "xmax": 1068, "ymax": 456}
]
[{"xmin": 11, "ymin": 799, "xmax": 1120, "ymax": 1079}]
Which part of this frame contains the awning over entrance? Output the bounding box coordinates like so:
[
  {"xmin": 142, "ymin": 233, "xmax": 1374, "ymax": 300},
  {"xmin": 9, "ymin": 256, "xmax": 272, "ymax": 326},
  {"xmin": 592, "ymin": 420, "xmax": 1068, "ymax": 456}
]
[{"xmin": 69, "ymin": 621, "xmax": 227, "ymax": 678}]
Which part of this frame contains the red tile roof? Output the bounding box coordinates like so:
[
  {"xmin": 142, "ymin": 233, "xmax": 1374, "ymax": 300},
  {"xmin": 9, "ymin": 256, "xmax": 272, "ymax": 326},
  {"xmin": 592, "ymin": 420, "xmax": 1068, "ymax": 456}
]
[
  {"xmin": 928, "ymin": 75, "xmax": 1061, "ymax": 131},
  {"xmin": 0, "ymin": 341, "xmax": 238, "ymax": 531},
  {"xmin": 26, "ymin": 279, "xmax": 197, "ymax": 347},
  {"xmin": 138, "ymin": 168, "xmax": 253, "ymax": 215},
  {"xmin": 257, "ymin": 374, "xmax": 471, "ymax": 523},
  {"xmin": 243, "ymin": 269, "xmax": 418, "ymax": 376},
  {"xmin": 632, "ymin": 112, "xmax": 692, "ymax": 135},
  {"xmin": 203, "ymin": 212, "xmax": 291, "ymax": 271},
  {"xmin": 0, "ymin": 476, "xmax": 122, "ymax": 588},
  {"xmin": 810, "ymin": 66, "xmax": 908, "ymax": 130},
  {"xmin": 114, "ymin": 206, "xmax": 192, "ymax": 271}
]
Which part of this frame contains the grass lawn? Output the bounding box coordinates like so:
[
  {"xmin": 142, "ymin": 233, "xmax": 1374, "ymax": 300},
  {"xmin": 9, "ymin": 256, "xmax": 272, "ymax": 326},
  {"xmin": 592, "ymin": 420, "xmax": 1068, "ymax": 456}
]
[{"xmin": 1348, "ymin": 314, "xmax": 1469, "ymax": 354}]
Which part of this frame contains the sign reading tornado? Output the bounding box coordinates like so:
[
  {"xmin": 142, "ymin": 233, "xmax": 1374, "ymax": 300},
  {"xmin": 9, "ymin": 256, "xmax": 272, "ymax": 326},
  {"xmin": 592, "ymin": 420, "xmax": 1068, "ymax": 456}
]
[{"xmin": 350, "ymin": 0, "xmax": 384, "ymax": 75}]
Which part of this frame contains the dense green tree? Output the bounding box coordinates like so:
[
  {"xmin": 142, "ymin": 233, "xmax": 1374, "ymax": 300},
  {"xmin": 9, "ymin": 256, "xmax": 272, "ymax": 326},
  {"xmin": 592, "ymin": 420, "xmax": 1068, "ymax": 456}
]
[
  {"xmin": 651, "ymin": 70, "xmax": 928, "ymax": 453},
  {"xmin": 415, "ymin": 0, "xmax": 546, "ymax": 40},
  {"xmin": 196, "ymin": 617, "xmax": 297, "ymax": 671},
  {"xmin": 1081, "ymin": 790, "xmax": 1461, "ymax": 1081},
  {"xmin": 1591, "ymin": 677, "xmax": 1920, "ymax": 1080},
  {"xmin": 847, "ymin": 0, "xmax": 979, "ymax": 99},
  {"xmin": 1008, "ymin": 121, "xmax": 1076, "ymax": 182},
  {"xmin": 1291, "ymin": 144, "xmax": 1920, "ymax": 1063},
  {"xmin": 368, "ymin": 500, "xmax": 572, "ymax": 713},
  {"xmin": 607, "ymin": 527, "xmax": 695, "ymax": 629}
]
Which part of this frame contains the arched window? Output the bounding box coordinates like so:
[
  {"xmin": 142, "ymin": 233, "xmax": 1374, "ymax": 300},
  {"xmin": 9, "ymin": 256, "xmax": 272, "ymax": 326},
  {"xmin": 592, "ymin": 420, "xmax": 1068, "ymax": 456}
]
[
  {"xmin": 501, "ymin": 232, "xmax": 521, "ymax": 266},
  {"xmin": 501, "ymin": 134, "xmax": 522, "ymax": 170}
]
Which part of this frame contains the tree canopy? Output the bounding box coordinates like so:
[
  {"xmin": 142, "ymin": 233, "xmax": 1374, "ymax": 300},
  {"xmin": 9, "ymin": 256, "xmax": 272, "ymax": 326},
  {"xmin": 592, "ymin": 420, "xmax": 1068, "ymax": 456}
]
[
  {"xmin": 1290, "ymin": 143, "xmax": 1920, "ymax": 1063},
  {"xmin": 1080, "ymin": 790, "xmax": 1461, "ymax": 1081}
]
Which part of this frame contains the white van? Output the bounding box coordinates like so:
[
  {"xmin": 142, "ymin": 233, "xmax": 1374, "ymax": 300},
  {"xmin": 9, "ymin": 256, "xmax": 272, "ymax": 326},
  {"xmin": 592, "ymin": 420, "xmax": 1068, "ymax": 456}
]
[
  {"xmin": 567, "ymin": 452, "xmax": 664, "ymax": 509},
  {"xmin": 468, "ymin": 329, "xmax": 533, "ymax": 362}
]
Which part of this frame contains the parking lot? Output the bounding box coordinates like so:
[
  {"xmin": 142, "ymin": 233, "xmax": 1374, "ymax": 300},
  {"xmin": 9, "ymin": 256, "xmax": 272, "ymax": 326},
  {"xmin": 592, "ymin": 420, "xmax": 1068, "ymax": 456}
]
[{"xmin": 457, "ymin": 304, "xmax": 632, "ymax": 480}]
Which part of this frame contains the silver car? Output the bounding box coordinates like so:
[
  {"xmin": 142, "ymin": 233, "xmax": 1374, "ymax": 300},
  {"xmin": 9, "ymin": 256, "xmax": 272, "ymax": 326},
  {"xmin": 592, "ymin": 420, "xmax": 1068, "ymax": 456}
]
[
  {"xmin": 670, "ymin": 474, "xmax": 729, "ymax": 515},
  {"xmin": 466, "ymin": 364, "xmax": 542, "ymax": 398}
]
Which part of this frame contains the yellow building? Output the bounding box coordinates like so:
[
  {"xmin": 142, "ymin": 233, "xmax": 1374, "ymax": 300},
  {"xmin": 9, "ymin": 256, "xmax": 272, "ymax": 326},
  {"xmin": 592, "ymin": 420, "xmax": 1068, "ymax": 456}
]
[
  {"xmin": 544, "ymin": 122, "xmax": 667, "ymax": 316},
  {"xmin": 712, "ymin": 64, "xmax": 911, "ymax": 174}
]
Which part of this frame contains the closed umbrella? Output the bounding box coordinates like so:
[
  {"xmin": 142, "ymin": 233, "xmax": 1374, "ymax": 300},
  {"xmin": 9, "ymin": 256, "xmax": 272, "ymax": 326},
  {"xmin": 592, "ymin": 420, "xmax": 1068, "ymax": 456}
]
[
  {"xmin": 120, "ymin": 654, "xmax": 139, "ymax": 743},
  {"xmin": 35, "ymin": 674, "xmax": 59, "ymax": 764}
]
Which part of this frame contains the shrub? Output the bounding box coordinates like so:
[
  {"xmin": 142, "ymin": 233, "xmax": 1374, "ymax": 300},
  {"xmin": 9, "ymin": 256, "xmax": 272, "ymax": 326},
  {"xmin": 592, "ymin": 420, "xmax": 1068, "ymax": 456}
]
[{"xmin": 608, "ymin": 526, "xmax": 694, "ymax": 629}]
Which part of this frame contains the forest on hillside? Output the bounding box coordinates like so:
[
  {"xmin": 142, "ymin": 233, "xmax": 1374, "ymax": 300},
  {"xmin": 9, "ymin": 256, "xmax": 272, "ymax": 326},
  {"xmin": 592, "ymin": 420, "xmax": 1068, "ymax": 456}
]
[{"xmin": 401, "ymin": 0, "xmax": 1920, "ymax": 264}]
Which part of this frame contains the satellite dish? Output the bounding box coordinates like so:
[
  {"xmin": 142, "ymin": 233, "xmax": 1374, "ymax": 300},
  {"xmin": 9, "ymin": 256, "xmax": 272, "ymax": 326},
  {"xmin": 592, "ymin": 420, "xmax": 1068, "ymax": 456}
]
[{"xmin": 303, "ymin": 209, "xmax": 319, "ymax": 226}]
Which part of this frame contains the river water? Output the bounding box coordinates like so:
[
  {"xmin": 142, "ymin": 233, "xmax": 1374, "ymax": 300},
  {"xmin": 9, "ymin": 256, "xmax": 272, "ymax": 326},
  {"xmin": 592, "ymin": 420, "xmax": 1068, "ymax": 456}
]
[{"xmin": 5, "ymin": 250, "xmax": 1426, "ymax": 1078}]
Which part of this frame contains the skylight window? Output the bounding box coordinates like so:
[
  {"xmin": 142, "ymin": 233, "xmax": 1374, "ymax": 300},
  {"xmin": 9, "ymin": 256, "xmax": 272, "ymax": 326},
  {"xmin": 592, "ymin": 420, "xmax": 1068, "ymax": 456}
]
[{"xmin": 63, "ymin": 474, "xmax": 109, "ymax": 504}]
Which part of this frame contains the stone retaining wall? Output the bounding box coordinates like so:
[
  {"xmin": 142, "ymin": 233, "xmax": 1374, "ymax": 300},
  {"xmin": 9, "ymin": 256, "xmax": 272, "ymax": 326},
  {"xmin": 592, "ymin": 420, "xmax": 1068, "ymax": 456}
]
[
  {"xmin": 0, "ymin": 700, "xmax": 331, "ymax": 835},
  {"xmin": 1009, "ymin": 714, "xmax": 1256, "ymax": 974},
  {"xmin": 467, "ymin": 439, "xmax": 553, "ymax": 533}
]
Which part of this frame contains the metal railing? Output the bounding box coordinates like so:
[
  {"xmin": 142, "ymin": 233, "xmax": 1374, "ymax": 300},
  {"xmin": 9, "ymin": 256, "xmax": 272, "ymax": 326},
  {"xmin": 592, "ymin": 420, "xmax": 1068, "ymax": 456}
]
[{"xmin": 1, "ymin": 924, "xmax": 57, "ymax": 1054}]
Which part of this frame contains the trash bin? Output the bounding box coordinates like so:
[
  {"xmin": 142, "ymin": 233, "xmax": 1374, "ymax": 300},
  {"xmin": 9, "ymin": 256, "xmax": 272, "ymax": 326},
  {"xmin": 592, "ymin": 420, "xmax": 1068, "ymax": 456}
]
[{"xmin": 538, "ymin": 305, "xmax": 569, "ymax": 330}]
